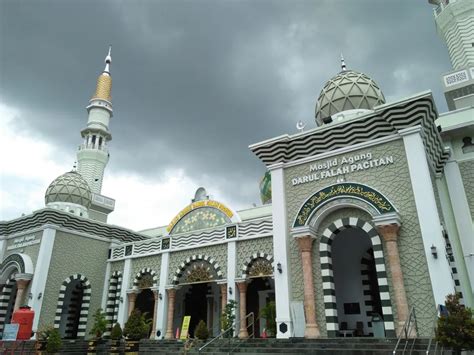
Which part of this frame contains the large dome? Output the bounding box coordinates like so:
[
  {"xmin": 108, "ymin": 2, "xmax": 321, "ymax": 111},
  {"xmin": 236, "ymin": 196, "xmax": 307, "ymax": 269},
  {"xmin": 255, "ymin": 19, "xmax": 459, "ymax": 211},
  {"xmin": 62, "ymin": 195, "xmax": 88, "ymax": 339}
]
[
  {"xmin": 315, "ymin": 69, "xmax": 385, "ymax": 126},
  {"xmin": 45, "ymin": 171, "xmax": 92, "ymax": 209}
]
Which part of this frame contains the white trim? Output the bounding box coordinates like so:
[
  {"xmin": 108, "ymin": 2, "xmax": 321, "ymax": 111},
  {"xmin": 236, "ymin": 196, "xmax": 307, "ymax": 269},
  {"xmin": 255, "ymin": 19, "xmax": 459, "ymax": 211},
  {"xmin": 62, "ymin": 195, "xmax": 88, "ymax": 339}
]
[
  {"xmin": 156, "ymin": 251, "xmax": 169, "ymax": 339},
  {"xmin": 227, "ymin": 241, "xmax": 236, "ymax": 302},
  {"xmin": 28, "ymin": 228, "xmax": 56, "ymax": 336},
  {"xmin": 270, "ymin": 167, "xmax": 293, "ymax": 338},
  {"xmin": 402, "ymin": 130, "xmax": 454, "ymax": 306},
  {"xmin": 117, "ymin": 258, "xmax": 132, "ymax": 326}
]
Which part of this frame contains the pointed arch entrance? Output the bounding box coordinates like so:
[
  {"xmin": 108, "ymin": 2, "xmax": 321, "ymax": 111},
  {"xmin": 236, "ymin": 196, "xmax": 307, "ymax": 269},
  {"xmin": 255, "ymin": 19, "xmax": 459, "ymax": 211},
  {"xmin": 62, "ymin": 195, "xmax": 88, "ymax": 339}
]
[
  {"xmin": 171, "ymin": 255, "xmax": 223, "ymax": 338},
  {"xmin": 54, "ymin": 274, "xmax": 91, "ymax": 338},
  {"xmin": 240, "ymin": 253, "xmax": 275, "ymax": 337},
  {"xmin": 319, "ymin": 218, "xmax": 395, "ymax": 337}
]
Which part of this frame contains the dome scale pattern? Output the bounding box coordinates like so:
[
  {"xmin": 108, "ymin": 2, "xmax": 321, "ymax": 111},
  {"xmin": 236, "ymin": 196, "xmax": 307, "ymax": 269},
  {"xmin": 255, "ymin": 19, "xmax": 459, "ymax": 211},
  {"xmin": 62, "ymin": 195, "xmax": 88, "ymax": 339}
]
[
  {"xmin": 315, "ymin": 70, "xmax": 385, "ymax": 126},
  {"xmin": 45, "ymin": 171, "xmax": 92, "ymax": 208}
]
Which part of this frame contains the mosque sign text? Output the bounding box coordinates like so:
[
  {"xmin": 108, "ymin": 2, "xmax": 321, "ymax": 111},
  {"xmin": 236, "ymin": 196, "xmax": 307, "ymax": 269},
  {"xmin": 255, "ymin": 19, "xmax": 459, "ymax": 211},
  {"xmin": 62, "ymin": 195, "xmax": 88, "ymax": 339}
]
[
  {"xmin": 7, "ymin": 235, "xmax": 40, "ymax": 251},
  {"xmin": 293, "ymin": 183, "xmax": 396, "ymax": 227},
  {"xmin": 291, "ymin": 152, "xmax": 394, "ymax": 187}
]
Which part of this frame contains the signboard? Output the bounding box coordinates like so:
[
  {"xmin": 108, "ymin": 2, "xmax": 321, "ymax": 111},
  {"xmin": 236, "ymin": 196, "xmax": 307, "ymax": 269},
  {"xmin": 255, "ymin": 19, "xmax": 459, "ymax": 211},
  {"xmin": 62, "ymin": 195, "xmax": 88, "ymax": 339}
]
[
  {"xmin": 179, "ymin": 316, "xmax": 191, "ymax": 340},
  {"xmin": 7, "ymin": 234, "xmax": 40, "ymax": 251},
  {"xmin": 2, "ymin": 323, "xmax": 19, "ymax": 341}
]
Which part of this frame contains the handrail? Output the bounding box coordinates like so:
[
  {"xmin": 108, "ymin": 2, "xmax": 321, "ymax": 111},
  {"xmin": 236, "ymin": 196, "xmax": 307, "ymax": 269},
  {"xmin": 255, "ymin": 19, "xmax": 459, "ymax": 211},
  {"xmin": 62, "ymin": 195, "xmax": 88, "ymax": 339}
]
[
  {"xmin": 228, "ymin": 312, "xmax": 258, "ymax": 354},
  {"xmin": 393, "ymin": 306, "xmax": 417, "ymax": 354},
  {"xmin": 198, "ymin": 326, "xmax": 234, "ymax": 353},
  {"xmin": 425, "ymin": 327, "xmax": 437, "ymax": 354}
]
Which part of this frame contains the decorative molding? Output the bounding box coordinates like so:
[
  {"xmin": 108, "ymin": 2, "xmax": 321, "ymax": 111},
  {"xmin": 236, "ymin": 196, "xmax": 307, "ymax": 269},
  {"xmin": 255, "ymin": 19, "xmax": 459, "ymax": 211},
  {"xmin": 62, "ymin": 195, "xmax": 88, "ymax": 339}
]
[{"xmin": 172, "ymin": 254, "xmax": 223, "ymax": 285}]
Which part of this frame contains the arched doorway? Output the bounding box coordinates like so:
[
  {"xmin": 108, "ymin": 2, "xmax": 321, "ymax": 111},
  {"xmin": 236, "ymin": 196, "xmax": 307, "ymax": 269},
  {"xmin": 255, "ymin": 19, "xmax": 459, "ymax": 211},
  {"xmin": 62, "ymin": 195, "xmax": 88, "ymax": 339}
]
[
  {"xmin": 173, "ymin": 256, "xmax": 222, "ymax": 338},
  {"xmin": 242, "ymin": 255, "xmax": 275, "ymax": 337},
  {"xmin": 0, "ymin": 276, "xmax": 18, "ymax": 337},
  {"xmin": 131, "ymin": 269, "xmax": 158, "ymax": 337},
  {"xmin": 55, "ymin": 275, "xmax": 91, "ymax": 338},
  {"xmin": 319, "ymin": 217, "xmax": 395, "ymax": 337},
  {"xmin": 105, "ymin": 271, "xmax": 122, "ymax": 336}
]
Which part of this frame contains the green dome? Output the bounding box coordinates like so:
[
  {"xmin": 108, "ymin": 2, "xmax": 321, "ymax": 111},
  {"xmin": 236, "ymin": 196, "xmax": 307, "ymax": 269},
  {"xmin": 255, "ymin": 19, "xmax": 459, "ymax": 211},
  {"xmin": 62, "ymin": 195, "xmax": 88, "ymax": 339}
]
[
  {"xmin": 260, "ymin": 171, "xmax": 272, "ymax": 205},
  {"xmin": 315, "ymin": 69, "xmax": 385, "ymax": 125},
  {"xmin": 45, "ymin": 171, "xmax": 92, "ymax": 209}
]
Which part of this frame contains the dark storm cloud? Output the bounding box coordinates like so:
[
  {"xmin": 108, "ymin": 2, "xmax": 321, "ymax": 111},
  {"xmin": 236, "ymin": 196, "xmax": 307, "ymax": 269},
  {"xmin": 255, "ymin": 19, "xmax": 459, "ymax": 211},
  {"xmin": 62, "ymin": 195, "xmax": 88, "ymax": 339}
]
[{"xmin": 0, "ymin": 0, "xmax": 451, "ymax": 206}]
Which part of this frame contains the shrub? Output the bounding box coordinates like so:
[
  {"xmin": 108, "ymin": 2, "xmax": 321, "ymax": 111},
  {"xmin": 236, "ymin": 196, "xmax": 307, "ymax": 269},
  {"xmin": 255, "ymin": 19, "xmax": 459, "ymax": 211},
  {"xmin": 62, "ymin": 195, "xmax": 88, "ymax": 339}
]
[
  {"xmin": 259, "ymin": 301, "xmax": 276, "ymax": 337},
  {"xmin": 436, "ymin": 293, "xmax": 474, "ymax": 352},
  {"xmin": 45, "ymin": 328, "xmax": 62, "ymax": 354},
  {"xmin": 194, "ymin": 320, "xmax": 209, "ymax": 340},
  {"xmin": 110, "ymin": 323, "xmax": 123, "ymax": 340},
  {"xmin": 90, "ymin": 308, "xmax": 108, "ymax": 339},
  {"xmin": 221, "ymin": 300, "xmax": 237, "ymax": 337},
  {"xmin": 123, "ymin": 310, "xmax": 150, "ymax": 340}
]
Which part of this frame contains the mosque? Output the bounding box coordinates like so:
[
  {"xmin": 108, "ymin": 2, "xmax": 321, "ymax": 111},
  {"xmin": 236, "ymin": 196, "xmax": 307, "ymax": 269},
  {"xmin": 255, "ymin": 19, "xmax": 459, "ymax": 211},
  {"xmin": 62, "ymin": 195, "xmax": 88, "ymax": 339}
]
[{"xmin": 0, "ymin": 0, "xmax": 473, "ymax": 342}]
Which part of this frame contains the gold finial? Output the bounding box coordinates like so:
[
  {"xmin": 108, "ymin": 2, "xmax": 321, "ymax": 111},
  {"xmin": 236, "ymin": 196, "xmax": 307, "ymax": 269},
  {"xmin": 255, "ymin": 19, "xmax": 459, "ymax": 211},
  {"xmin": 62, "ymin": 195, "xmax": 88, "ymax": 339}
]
[{"xmin": 92, "ymin": 46, "xmax": 112, "ymax": 101}]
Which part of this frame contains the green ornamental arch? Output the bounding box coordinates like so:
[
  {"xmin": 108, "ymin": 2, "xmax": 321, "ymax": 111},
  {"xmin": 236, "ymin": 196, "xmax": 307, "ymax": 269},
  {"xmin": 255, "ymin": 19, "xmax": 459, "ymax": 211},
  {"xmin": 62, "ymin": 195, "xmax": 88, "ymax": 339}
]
[{"xmin": 293, "ymin": 183, "xmax": 396, "ymax": 227}]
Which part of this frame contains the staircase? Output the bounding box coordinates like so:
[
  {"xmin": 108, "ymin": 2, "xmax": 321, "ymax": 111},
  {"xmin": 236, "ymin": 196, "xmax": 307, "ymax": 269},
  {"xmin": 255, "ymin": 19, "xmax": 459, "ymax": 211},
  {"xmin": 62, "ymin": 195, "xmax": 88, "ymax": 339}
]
[{"xmin": 139, "ymin": 337, "xmax": 450, "ymax": 355}]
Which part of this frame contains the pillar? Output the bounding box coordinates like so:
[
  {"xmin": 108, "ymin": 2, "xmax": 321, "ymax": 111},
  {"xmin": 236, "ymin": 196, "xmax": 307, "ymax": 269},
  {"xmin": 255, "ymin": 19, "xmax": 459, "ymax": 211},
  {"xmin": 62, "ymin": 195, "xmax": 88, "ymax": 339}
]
[
  {"xmin": 150, "ymin": 289, "xmax": 159, "ymax": 339},
  {"xmin": 14, "ymin": 278, "xmax": 31, "ymax": 311},
  {"xmin": 377, "ymin": 224, "xmax": 409, "ymax": 336},
  {"xmin": 219, "ymin": 283, "xmax": 227, "ymax": 317},
  {"xmin": 236, "ymin": 281, "xmax": 249, "ymax": 338},
  {"xmin": 127, "ymin": 291, "xmax": 138, "ymax": 317},
  {"xmin": 295, "ymin": 235, "xmax": 320, "ymax": 338},
  {"xmin": 164, "ymin": 288, "xmax": 176, "ymax": 339}
]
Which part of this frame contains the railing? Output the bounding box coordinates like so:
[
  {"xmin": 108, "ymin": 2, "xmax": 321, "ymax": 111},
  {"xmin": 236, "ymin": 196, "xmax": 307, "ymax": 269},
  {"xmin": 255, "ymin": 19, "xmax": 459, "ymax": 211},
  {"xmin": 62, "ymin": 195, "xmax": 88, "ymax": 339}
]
[
  {"xmin": 228, "ymin": 312, "xmax": 259, "ymax": 354},
  {"xmin": 198, "ymin": 326, "xmax": 234, "ymax": 354},
  {"xmin": 393, "ymin": 307, "xmax": 418, "ymax": 354}
]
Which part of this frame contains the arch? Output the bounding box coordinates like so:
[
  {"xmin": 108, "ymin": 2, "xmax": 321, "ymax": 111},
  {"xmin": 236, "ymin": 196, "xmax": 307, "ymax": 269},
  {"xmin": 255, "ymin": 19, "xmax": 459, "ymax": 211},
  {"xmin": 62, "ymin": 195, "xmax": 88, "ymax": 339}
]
[
  {"xmin": 0, "ymin": 253, "xmax": 34, "ymax": 283},
  {"xmin": 319, "ymin": 217, "xmax": 395, "ymax": 337},
  {"xmin": 0, "ymin": 275, "xmax": 17, "ymax": 337},
  {"xmin": 105, "ymin": 271, "xmax": 122, "ymax": 335},
  {"xmin": 132, "ymin": 268, "xmax": 158, "ymax": 289},
  {"xmin": 293, "ymin": 183, "xmax": 397, "ymax": 228},
  {"xmin": 54, "ymin": 274, "xmax": 91, "ymax": 338},
  {"xmin": 173, "ymin": 255, "xmax": 223, "ymax": 285},
  {"xmin": 241, "ymin": 252, "xmax": 274, "ymax": 278}
]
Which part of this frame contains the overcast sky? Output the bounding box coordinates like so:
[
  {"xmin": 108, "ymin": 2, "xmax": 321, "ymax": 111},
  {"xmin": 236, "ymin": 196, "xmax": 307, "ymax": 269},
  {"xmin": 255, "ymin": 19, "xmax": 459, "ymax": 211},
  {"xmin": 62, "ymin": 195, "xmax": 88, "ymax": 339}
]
[{"xmin": 0, "ymin": 0, "xmax": 452, "ymax": 231}]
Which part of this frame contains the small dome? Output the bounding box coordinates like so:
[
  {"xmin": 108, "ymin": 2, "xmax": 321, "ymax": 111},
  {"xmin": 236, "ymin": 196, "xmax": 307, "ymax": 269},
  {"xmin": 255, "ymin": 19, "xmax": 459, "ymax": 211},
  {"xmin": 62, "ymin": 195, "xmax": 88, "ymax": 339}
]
[
  {"xmin": 315, "ymin": 69, "xmax": 385, "ymax": 126},
  {"xmin": 259, "ymin": 171, "xmax": 272, "ymax": 205},
  {"xmin": 45, "ymin": 171, "xmax": 92, "ymax": 209}
]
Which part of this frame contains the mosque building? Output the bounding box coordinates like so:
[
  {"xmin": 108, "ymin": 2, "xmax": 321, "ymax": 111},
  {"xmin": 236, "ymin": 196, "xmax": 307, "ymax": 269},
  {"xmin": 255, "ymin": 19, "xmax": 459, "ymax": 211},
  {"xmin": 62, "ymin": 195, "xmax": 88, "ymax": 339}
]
[{"xmin": 0, "ymin": 0, "xmax": 472, "ymax": 341}]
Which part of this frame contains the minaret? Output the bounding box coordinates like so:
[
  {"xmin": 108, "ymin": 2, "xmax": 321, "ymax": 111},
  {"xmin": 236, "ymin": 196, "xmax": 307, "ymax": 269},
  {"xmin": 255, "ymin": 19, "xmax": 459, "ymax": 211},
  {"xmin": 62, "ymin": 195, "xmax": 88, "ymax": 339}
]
[
  {"xmin": 77, "ymin": 46, "xmax": 113, "ymax": 194},
  {"xmin": 429, "ymin": 0, "xmax": 474, "ymax": 111}
]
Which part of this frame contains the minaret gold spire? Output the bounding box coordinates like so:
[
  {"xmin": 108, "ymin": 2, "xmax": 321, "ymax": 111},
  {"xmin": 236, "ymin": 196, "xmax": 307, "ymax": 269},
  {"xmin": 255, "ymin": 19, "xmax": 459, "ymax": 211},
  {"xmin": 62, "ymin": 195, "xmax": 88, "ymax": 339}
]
[{"xmin": 92, "ymin": 46, "xmax": 112, "ymax": 102}]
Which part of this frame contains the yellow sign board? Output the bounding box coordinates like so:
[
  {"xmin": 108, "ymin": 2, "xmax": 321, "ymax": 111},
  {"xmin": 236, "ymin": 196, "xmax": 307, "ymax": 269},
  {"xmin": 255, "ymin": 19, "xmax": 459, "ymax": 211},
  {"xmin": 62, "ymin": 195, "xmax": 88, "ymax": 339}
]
[{"xmin": 180, "ymin": 316, "xmax": 191, "ymax": 340}]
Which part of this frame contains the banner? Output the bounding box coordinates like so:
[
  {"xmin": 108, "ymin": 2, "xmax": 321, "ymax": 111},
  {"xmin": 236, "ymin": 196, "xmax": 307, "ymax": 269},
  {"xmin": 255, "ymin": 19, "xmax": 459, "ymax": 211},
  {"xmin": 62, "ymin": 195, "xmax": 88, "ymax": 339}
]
[{"xmin": 180, "ymin": 316, "xmax": 191, "ymax": 340}]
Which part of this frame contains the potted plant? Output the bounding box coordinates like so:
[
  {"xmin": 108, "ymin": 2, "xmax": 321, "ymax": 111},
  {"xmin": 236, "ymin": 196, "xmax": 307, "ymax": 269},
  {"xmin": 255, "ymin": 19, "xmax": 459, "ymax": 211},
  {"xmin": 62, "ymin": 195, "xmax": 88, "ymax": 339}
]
[
  {"xmin": 87, "ymin": 308, "xmax": 108, "ymax": 353},
  {"xmin": 194, "ymin": 320, "xmax": 209, "ymax": 340},
  {"xmin": 110, "ymin": 323, "xmax": 124, "ymax": 354},
  {"xmin": 259, "ymin": 301, "xmax": 276, "ymax": 337},
  {"xmin": 221, "ymin": 300, "xmax": 237, "ymax": 338},
  {"xmin": 36, "ymin": 326, "xmax": 61, "ymax": 354},
  {"xmin": 436, "ymin": 293, "xmax": 474, "ymax": 354},
  {"xmin": 123, "ymin": 310, "xmax": 150, "ymax": 354}
]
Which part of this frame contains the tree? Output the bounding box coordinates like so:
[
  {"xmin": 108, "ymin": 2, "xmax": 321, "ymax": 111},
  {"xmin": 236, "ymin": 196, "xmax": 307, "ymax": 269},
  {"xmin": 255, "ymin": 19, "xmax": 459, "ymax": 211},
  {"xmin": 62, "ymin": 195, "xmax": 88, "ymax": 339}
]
[
  {"xmin": 194, "ymin": 320, "xmax": 209, "ymax": 340},
  {"xmin": 436, "ymin": 293, "xmax": 474, "ymax": 352},
  {"xmin": 123, "ymin": 310, "xmax": 151, "ymax": 340},
  {"xmin": 259, "ymin": 301, "xmax": 276, "ymax": 337},
  {"xmin": 90, "ymin": 308, "xmax": 108, "ymax": 339},
  {"xmin": 110, "ymin": 323, "xmax": 123, "ymax": 340},
  {"xmin": 221, "ymin": 300, "xmax": 237, "ymax": 337}
]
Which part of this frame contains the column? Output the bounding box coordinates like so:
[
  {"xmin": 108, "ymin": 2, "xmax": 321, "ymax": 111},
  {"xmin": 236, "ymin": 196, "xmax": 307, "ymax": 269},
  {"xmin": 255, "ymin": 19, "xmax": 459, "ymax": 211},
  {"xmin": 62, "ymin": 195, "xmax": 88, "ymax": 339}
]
[
  {"xmin": 117, "ymin": 258, "xmax": 132, "ymax": 326},
  {"xmin": 164, "ymin": 288, "xmax": 176, "ymax": 339},
  {"xmin": 269, "ymin": 164, "xmax": 293, "ymax": 338},
  {"xmin": 14, "ymin": 277, "xmax": 31, "ymax": 311},
  {"xmin": 376, "ymin": 224, "xmax": 409, "ymax": 336},
  {"xmin": 295, "ymin": 235, "xmax": 320, "ymax": 338},
  {"xmin": 236, "ymin": 280, "xmax": 248, "ymax": 339},
  {"xmin": 401, "ymin": 127, "xmax": 454, "ymax": 306},
  {"xmin": 28, "ymin": 228, "xmax": 56, "ymax": 337},
  {"xmin": 156, "ymin": 251, "xmax": 170, "ymax": 339},
  {"xmin": 219, "ymin": 283, "xmax": 227, "ymax": 316},
  {"xmin": 127, "ymin": 291, "xmax": 138, "ymax": 317},
  {"xmin": 150, "ymin": 289, "xmax": 159, "ymax": 339}
]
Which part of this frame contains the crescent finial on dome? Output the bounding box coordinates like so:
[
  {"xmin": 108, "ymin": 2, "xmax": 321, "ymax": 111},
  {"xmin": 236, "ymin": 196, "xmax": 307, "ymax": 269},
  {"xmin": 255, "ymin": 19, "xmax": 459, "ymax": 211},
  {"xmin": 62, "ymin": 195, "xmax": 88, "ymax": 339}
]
[{"xmin": 340, "ymin": 53, "xmax": 347, "ymax": 71}]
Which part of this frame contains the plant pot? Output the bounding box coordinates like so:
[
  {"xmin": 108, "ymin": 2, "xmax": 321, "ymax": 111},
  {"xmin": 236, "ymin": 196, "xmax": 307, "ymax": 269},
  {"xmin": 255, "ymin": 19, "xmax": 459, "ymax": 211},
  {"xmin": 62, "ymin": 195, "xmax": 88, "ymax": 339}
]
[
  {"xmin": 124, "ymin": 340, "xmax": 139, "ymax": 355},
  {"xmin": 87, "ymin": 339, "xmax": 98, "ymax": 354},
  {"xmin": 109, "ymin": 339, "xmax": 123, "ymax": 354}
]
